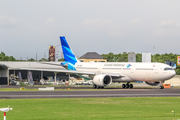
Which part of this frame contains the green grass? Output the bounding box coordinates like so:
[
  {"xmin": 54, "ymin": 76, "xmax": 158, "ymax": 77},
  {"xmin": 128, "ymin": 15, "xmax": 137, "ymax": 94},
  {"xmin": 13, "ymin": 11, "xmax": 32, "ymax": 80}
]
[
  {"xmin": 0, "ymin": 88, "xmax": 38, "ymax": 91},
  {"xmin": 0, "ymin": 97, "xmax": 180, "ymax": 120}
]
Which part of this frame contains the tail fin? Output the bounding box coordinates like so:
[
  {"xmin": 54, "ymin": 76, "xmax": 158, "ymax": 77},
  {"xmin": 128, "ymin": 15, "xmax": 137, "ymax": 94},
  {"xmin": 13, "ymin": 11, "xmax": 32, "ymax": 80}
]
[
  {"xmin": 60, "ymin": 36, "xmax": 78, "ymax": 70},
  {"xmin": 173, "ymin": 63, "xmax": 177, "ymax": 70}
]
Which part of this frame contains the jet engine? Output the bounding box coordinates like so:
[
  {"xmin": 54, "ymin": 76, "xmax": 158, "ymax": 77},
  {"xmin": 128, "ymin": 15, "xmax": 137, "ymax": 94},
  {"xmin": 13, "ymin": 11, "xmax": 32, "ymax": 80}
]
[
  {"xmin": 145, "ymin": 81, "xmax": 160, "ymax": 86},
  {"xmin": 93, "ymin": 74, "xmax": 112, "ymax": 86}
]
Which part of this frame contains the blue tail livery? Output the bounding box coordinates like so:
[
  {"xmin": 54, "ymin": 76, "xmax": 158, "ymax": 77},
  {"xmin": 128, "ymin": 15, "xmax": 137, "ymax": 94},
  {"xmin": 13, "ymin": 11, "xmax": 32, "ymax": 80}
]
[{"xmin": 60, "ymin": 36, "xmax": 78, "ymax": 70}]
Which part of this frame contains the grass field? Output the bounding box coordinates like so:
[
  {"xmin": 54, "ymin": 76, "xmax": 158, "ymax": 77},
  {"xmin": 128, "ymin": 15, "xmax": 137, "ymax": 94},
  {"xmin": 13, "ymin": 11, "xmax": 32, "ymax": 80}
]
[{"xmin": 0, "ymin": 97, "xmax": 180, "ymax": 120}]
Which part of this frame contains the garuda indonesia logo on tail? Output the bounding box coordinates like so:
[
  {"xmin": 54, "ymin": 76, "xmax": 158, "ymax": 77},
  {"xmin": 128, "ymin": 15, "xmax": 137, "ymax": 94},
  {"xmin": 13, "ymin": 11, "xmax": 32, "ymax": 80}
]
[
  {"xmin": 60, "ymin": 36, "xmax": 78, "ymax": 70},
  {"xmin": 127, "ymin": 64, "xmax": 132, "ymax": 68}
]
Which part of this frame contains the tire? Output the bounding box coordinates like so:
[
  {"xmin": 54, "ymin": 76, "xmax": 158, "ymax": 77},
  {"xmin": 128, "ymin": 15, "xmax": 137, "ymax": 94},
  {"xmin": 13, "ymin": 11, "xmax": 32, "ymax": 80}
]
[
  {"xmin": 159, "ymin": 85, "xmax": 164, "ymax": 89},
  {"xmin": 126, "ymin": 84, "xmax": 129, "ymax": 89},
  {"xmin": 122, "ymin": 84, "xmax": 126, "ymax": 88},
  {"xmin": 93, "ymin": 84, "xmax": 97, "ymax": 89},
  {"xmin": 97, "ymin": 86, "xmax": 101, "ymax": 89},
  {"xmin": 101, "ymin": 86, "xmax": 104, "ymax": 89},
  {"xmin": 129, "ymin": 84, "xmax": 133, "ymax": 89}
]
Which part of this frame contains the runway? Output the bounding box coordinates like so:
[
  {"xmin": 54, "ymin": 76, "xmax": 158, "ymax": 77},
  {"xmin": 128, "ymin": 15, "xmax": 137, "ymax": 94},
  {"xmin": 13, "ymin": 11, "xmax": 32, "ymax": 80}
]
[{"xmin": 0, "ymin": 89, "xmax": 180, "ymax": 99}]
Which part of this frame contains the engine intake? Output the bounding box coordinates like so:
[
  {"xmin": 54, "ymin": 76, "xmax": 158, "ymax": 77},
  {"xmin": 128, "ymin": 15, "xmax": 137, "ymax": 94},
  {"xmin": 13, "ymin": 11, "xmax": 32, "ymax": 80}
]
[{"xmin": 93, "ymin": 74, "xmax": 112, "ymax": 87}]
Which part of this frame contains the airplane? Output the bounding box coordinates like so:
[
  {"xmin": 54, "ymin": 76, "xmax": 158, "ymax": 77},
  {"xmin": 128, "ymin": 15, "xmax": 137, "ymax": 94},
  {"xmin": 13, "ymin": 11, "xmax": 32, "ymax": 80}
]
[
  {"xmin": 21, "ymin": 36, "xmax": 176, "ymax": 89},
  {"xmin": 59, "ymin": 36, "xmax": 176, "ymax": 89}
]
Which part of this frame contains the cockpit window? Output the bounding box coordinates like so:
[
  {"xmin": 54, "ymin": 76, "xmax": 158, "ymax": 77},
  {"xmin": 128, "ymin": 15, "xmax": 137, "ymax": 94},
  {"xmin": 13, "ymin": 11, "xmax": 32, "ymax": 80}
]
[{"xmin": 164, "ymin": 68, "xmax": 173, "ymax": 71}]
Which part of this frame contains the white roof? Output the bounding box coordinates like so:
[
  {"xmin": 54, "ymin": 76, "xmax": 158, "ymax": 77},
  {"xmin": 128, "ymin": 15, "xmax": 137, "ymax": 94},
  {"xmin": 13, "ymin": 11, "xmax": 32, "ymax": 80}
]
[{"xmin": 0, "ymin": 62, "xmax": 66, "ymax": 70}]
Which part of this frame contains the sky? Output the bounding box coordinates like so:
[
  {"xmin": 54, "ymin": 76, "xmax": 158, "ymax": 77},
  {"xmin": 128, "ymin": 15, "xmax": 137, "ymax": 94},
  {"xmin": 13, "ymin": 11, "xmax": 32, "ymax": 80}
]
[{"xmin": 0, "ymin": 0, "xmax": 180, "ymax": 60}]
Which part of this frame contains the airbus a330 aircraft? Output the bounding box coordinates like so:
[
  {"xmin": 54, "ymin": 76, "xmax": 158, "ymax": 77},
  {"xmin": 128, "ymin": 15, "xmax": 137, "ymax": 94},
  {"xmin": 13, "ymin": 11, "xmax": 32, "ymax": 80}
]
[
  {"xmin": 23, "ymin": 37, "xmax": 176, "ymax": 89},
  {"xmin": 59, "ymin": 36, "xmax": 176, "ymax": 89}
]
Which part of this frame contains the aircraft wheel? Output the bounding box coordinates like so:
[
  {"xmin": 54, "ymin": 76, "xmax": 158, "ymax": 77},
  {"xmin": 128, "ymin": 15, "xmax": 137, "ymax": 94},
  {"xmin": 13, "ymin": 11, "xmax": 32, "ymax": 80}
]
[
  {"xmin": 126, "ymin": 84, "xmax": 129, "ymax": 89},
  {"xmin": 93, "ymin": 84, "xmax": 97, "ymax": 89},
  {"xmin": 129, "ymin": 84, "xmax": 133, "ymax": 89},
  {"xmin": 159, "ymin": 85, "xmax": 164, "ymax": 89},
  {"xmin": 97, "ymin": 86, "xmax": 101, "ymax": 89},
  {"xmin": 122, "ymin": 84, "xmax": 126, "ymax": 88},
  {"xmin": 101, "ymin": 86, "xmax": 104, "ymax": 89}
]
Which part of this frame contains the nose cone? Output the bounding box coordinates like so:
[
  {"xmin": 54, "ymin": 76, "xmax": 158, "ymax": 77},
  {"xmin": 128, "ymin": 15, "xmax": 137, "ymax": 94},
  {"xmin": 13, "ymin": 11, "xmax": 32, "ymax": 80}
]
[{"xmin": 170, "ymin": 70, "xmax": 176, "ymax": 78}]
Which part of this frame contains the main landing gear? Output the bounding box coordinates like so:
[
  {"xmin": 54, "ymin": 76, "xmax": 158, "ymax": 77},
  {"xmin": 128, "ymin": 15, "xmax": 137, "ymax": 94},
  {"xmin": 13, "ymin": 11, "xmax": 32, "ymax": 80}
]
[
  {"xmin": 93, "ymin": 84, "xmax": 104, "ymax": 89},
  {"xmin": 122, "ymin": 83, "xmax": 133, "ymax": 89}
]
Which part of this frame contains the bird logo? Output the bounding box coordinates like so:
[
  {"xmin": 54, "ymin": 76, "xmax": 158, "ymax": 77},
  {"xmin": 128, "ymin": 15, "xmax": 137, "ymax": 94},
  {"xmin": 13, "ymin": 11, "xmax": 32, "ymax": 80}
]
[{"xmin": 127, "ymin": 64, "xmax": 132, "ymax": 68}]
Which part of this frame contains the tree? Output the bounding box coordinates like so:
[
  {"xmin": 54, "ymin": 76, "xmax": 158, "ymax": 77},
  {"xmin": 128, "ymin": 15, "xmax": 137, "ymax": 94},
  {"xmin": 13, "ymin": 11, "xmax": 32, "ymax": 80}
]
[
  {"xmin": 39, "ymin": 58, "xmax": 48, "ymax": 62},
  {"xmin": 0, "ymin": 52, "xmax": 16, "ymax": 61},
  {"xmin": 1, "ymin": 52, "xmax": 5, "ymax": 56},
  {"xmin": 28, "ymin": 58, "xmax": 35, "ymax": 61},
  {"xmin": 58, "ymin": 58, "xmax": 65, "ymax": 62},
  {"xmin": 136, "ymin": 54, "xmax": 142, "ymax": 62}
]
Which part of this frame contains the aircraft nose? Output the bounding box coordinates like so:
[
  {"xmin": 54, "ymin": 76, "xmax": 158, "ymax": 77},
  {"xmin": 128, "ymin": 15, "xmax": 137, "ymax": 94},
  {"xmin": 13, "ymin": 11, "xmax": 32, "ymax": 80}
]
[{"xmin": 171, "ymin": 70, "xmax": 176, "ymax": 77}]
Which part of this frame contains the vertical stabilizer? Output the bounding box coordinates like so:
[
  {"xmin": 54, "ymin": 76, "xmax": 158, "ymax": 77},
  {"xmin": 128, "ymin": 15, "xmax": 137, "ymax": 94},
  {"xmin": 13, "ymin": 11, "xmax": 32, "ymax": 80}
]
[{"xmin": 60, "ymin": 36, "xmax": 78, "ymax": 70}]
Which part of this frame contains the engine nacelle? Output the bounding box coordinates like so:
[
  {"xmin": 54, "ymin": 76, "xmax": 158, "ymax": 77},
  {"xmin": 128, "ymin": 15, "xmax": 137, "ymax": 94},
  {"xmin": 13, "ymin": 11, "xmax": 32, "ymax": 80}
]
[
  {"xmin": 145, "ymin": 81, "xmax": 160, "ymax": 86},
  {"xmin": 93, "ymin": 74, "xmax": 112, "ymax": 87}
]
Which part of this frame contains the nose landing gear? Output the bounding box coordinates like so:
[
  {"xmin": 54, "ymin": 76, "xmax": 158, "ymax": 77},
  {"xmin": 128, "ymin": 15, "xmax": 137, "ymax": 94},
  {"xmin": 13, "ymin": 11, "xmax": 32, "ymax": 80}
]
[
  {"xmin": 159, "ymin": 81, "xmax": 164, "ymax": 89},
  {"xmin": 159, "ymin": 85, "xmax": 164, "ymax": 89}
]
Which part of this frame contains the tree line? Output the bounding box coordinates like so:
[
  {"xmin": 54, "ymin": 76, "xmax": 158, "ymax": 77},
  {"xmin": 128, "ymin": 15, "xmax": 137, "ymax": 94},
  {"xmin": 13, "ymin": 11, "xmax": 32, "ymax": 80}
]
[
  {"xmin": 0, "ymin": 52, "xmax": 64, "ymax": 62},
  {"xmin": 101, "ymin": 52, "xmax": 179, "ymax": 63},
  {"xmin": 0, "ymin": 52, "xmax": 16, "ymax": 61}
]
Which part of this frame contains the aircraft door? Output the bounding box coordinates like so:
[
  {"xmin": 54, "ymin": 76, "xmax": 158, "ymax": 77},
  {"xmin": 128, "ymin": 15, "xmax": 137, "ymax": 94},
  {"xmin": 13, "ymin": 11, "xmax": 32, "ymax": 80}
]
[
  {"xmin": 97, "ymin": 64, "xmax": 102, "ymax": 74},
  {"xmin": 130, "ymin": 64, "xmax": 135, "ymax": 74},
  {"xmin": 154, "ymin": 65, "xmax": 160, "ymax": 74},
  {"xmin": 153, "ymin": 65, "xmax": 160, "ymax": 80}
]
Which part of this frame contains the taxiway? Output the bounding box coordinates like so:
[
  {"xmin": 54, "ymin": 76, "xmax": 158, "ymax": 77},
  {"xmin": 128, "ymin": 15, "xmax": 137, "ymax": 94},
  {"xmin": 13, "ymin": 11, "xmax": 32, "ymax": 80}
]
[{"xmin": 0, "ymin": 89, "xmax": 180, "ymax": 99}]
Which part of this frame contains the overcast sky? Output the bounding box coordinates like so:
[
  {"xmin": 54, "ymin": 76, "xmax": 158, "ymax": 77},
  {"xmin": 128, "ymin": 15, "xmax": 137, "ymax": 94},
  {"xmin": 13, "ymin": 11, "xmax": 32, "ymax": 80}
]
[{"xmin": 0, "ymin": 0, "xmax": 180, "ymax": 60}]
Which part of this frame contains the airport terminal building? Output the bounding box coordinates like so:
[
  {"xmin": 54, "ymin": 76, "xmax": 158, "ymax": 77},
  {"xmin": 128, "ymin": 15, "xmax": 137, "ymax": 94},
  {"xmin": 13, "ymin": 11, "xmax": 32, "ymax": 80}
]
[
  {"xmin": 0, "ymin": 52, "xmax": 107, "ymax": 85},
  {"xmin": 0, "ymin": 62, "xmax": 69, "ymax": 85}
]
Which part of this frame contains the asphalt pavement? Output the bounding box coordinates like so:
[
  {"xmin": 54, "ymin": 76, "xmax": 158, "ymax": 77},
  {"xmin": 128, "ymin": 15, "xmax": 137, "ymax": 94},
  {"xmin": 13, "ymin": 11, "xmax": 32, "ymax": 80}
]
[{"xmin": 0, "ymin": 89, "xmax": 180, "ymax": 99}]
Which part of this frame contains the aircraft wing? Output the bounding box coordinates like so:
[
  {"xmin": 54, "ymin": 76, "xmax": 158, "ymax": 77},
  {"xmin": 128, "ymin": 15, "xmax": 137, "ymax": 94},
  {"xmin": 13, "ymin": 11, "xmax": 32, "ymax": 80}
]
[
  {"xmin": 40, "ymin": 62, "xmax": 62, "ymax": 66},
  {"xmin": 38, "ymin": 62, "xmax": 124, "ymax": 77},
  {"xmin": 20, "ymin": 68, "xmax": 123, "ymax": 77},
  {"xmin": 20, "ymin": 68, "xmax": 95, "ymax": 75}
]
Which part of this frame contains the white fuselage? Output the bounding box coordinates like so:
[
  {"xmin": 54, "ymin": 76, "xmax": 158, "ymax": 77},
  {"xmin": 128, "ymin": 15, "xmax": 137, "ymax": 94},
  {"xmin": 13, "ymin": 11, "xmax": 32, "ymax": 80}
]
[{"xmin": 75, "ymin": 62, "xmax": 176, "ymax": 82}]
